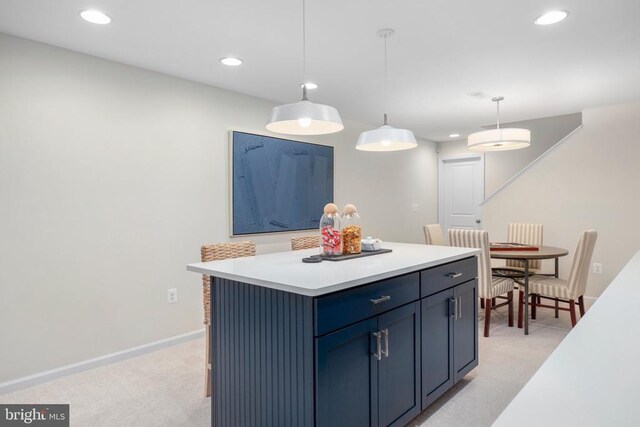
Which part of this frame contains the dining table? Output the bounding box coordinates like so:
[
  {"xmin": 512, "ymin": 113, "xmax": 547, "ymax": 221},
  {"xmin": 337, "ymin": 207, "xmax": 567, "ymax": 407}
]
[{"xmin": 490, "ymin": 246, "xmax": 569, "ymax": 335}]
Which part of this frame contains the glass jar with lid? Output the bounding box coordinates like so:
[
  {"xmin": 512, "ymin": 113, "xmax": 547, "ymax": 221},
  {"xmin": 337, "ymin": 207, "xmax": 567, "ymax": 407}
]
[
  {"xmin": 320, "ymin": 203, "xmax": 342, "ymax": 256},
  {"xmin": 341, "ymin": 204, "xmax": 362, "ymax": 255}
]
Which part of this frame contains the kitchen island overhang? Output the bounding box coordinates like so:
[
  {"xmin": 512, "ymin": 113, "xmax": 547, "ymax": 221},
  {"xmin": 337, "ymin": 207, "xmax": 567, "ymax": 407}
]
[
  {"xmin": 188, "ymin": 242, "xmax": 480, "ymax": 427},
  {"xmin": 187, "ymin": 242, "xmax": 480, "ymax": 297}
]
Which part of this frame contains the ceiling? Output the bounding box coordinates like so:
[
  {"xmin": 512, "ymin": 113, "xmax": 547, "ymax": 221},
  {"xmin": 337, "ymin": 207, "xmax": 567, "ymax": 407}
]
[{"xmin": 1, "ymin": 0, "xmax": 638, "ymax": 141}]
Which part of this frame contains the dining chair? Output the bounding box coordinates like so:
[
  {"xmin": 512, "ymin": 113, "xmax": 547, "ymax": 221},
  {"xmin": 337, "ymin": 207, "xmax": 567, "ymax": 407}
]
[
  {"xmin": 492, "ymin": 223, "xmax": 543, "ymax": 276},
  {"xmin": 201, "ymin": 241, "xmax": 256, "ymax": 397},
  {"xmin": 449, "ymin": 229, "xmax": 515, "ymax": 337},
  {"xmin": 291, "ymin": 235, "xmax": 320, "ymax": 251},
  {"xmin": 521, "ymin": 230, "xmax": 597, "ymax": 327},
  {"xmin": 491, "ymin": 223, "xmax": 543, "ymax": 309},
  {"xmin": 423, "ymin": 224, "xmax": 445, "ymax": 245},
  {"xmin": 507, "ymin": 223, "xmax": 544, "ymax": 272}
]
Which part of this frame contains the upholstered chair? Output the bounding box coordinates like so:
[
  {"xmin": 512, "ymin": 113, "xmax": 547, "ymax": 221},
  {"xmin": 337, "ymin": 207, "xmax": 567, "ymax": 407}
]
[
  {"xmin": 200, "ymin": 241, "xmax": 256, "ymax": 397},
  {"xmin": 506, "ymin": 223, "xmax": 544, "ymax": 272},
  {"xmin": 423, "ymin": 224, "xmax": 445, "ymax": 245},
  {"xmin": 291, "ymin": 235, "xmax": 320, "ymax": 251},
  {"xmin": 523, "ymin": 230, "xmax": 597, "ymax": 327},
  {"xmin": 449, "ymin": 229, "xmax": 515, "ymax": 337},
  {"xmin": 492, "ymin": 223, "xmax": 544, "ymax": 308}
]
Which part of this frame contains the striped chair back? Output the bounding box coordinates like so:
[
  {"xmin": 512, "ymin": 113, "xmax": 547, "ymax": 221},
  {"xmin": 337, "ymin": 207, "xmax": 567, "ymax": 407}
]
[
  {"xmin": 567, "ymin": 230, "xmax": 598, "ymax": 299},
  {"xmin": 423, "ymin": 224, "xmax": 445, "ymax": 245},
  {"xmin": 449, "ymin": 229, "xmax": 490, "ymax": 299},
  {"xmin": 506, "ymin": 223, "xmax": 543, "ymax": 270},
  {"xmin": 200, "ymin": 241, "xmax": 256, "ymax": 325},
  {"xmin": 291, "ymin": 235, "xmax": 320, "ymax": 251}
]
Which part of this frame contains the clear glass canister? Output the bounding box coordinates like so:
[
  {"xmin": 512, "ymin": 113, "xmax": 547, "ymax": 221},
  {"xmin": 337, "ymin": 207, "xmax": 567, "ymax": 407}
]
[
  {"xmin": 341, "ymin": 204, "xmax": 362, "ymax": 255},
  {"xmin": 320, "ymin": 203, "xmax": 342, "ymax": 256}
]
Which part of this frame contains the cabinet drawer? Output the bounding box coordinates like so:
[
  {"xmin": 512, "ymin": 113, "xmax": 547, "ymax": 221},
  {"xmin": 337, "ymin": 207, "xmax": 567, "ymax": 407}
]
[
  {"xmin": 315, "ymin": 273, "xmax": 419, "ymax": 336},
  {"xmin": 421, "ymin": 257, "xmax": 477, "ymax": 297}
]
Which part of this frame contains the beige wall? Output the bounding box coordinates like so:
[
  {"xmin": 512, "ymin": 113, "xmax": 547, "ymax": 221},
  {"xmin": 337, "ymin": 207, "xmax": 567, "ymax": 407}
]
[
  {"xmin": 439, "ymin": 113, "xmax": 582, "ymax": 197},
  {"xmin": 482, "ymin": 102, "xmax": 640, "ymax": 297},
  {"xmin": 0, "ymin": 33, "xmax": 437, "ymax": 383}
]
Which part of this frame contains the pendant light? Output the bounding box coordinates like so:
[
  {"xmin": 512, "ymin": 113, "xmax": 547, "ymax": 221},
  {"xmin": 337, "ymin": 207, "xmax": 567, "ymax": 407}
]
[
  {"xmin": 356, "ymin": 29, "xmax": 417, "ymax": 152},
  {"xmin": 266, "ymin": 0, "xmax": 343, "ymax": 135},
  {"xmin": 468, "ymin": 97, "xmax": 530, "ymax": 151}
]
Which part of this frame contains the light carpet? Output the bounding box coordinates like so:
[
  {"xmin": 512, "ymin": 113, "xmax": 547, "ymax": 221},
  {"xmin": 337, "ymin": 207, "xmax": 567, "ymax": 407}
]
[{"xmin": 2, "ymin": 295, "xmax": 588, "ymax": 426}]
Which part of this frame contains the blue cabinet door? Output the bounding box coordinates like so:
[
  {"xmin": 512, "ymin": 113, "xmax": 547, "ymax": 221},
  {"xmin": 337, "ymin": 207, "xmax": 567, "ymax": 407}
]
[
  {"xmin": 377, "ymin": 302, "xmax": 421, "ymax": 427},
  {"xmin": 316, "ymin": 317, "xmax": 378, "ymax": 427},
  {"xmin": 421, "ymin": 288, "xmax": 455, "ymax": 408},
  {"xmin": 453, "ymin": 279, "xmax": 478, "ymax": 382}
]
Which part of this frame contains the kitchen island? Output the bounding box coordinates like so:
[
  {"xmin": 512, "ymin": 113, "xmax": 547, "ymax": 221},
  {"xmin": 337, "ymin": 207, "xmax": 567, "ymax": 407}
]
[{"xmin": 187, "ymin": 242, "xmax": 480, "ymax": 427}]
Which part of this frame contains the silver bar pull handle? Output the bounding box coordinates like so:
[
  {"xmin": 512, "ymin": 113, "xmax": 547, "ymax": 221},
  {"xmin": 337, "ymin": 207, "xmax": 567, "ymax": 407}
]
[
  {"xmin": 381, "ymin": 329, "xmax": 389, "ymax": 358},
  {"xmin": 370, "ymin": 295, "xmax": 391, "ymax": 305},
  {"xmin": 372, "ymin": 331, "xmax": 382, "ymax": 361},
  {"xmin": 449, "ymin": 298, "xmax": 457, "ymax": 318},
  {"xmin": 447, "ymin": 272, "xmax": 463, "ymax": 279},
  {"xmin": 458, "ymin": 297, "xmax": 463, "ymax": 319}
]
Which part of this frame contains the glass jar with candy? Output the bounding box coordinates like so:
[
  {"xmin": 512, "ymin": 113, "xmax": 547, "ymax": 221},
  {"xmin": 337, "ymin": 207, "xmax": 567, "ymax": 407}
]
[
  {"xmin": 341, "ymin": 204, "xmax": 362, "ymax": 255},
  {"xmin": 320, "ymin": 203, "xmax": 342, "ymax": 256}
]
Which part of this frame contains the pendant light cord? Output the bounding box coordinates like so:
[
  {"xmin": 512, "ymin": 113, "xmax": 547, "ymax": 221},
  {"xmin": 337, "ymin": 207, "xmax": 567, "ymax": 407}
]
[
  {"xmin": 496, "ymin": 98, "xmax": 500, "ymax": 130},
  {"xmin": 383, "ymin": 33, "xmax": 388, "ymax": 125},
  {"xmin": 301, "ymin": 0, "xmax": 307, "ymax": 101}
]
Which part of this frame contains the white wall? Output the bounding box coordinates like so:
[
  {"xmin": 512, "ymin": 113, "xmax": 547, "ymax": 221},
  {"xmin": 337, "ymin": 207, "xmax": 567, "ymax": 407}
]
[
  {"xmin": 439, "ymin": 113, "xmax": 582, "ymax": 197},
  {"xmin": 482, "ymin": 103, "xmax": 640, "ymax": 297},
  {"xmin": 0, "ymin": 33, "xmax": 438, "ymax": 383}
]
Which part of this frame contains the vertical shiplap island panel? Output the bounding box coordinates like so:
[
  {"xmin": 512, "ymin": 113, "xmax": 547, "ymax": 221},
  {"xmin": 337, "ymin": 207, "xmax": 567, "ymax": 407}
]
[{"xmin": 212, "ymin": 277, "xmax": 314, "ymax": 427}]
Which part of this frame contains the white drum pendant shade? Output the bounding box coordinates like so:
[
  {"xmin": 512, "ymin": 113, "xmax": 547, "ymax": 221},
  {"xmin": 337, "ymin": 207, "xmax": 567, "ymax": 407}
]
[
  {"xmin": 468, "ymin": 128, "xmax": 531, "ymax": 151},
  {"xmin": 356, "ymin": 125, "xmax": 417, "ymax": 152},
  {"xmin": 468, "ymin": 96, "xmax": 531, "ymax": 152},
  {"xmin": 266, "ymin": 100, "xmax": 344, "ymax": 135}
]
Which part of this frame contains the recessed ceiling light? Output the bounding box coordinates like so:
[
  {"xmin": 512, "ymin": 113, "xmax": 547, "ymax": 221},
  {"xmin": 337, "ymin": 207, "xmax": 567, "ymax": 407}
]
[
  {"xmin": 534, "ymin": 10, "xmax": 569, "ymax": 25},
  {"xmin": 300, "ymin": 82, "xmax": 318, "ymax": 90},
  {"xmin": 79, "ymin": 10, "xmax": 111, "ymax": 25},
  {"xmin": 449, "ymin": 133, "xmax": 460, "ymax": 138},
  {"xmin": 220, "ymin": 57, "xmax": 243, "ymax": 66}
]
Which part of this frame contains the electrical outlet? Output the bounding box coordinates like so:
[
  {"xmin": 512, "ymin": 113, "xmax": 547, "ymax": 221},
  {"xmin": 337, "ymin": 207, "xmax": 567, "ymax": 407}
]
[
  {"xmin": 167, "ymin": 288, "xmax": 178, "ymax": 303},
  {"xmin": 592, "ymin": 263, "xmax": 603, "ymax": 274},
  {"xmin": 411, "ymin": 202, "xmax": 420, "ymax": 212}
]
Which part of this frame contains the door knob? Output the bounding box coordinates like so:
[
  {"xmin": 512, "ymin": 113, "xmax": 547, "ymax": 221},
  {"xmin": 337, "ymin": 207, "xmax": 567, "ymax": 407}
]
[{"xmin": 476, "ymin": 219, "xmax": 481, "ymax": 224}]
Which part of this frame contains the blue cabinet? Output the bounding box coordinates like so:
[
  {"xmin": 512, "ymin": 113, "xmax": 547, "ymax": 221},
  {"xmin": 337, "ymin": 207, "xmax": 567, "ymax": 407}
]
[
  {"xmin": 210, "ymin": 257, "xmax": 477, "ymax": 427},
  {"xmin": 421, "ymin": 288, "xmax": 454, "ymax": 408},
  {"xmin": 421, "ymin": 279, "xmax": 478, "ymax": 409},
  {"xmin": 453, "ymin": 279, "xmax": 478, "ymax": 382},
  {"xmin": 377, "ymin": 303, "xmax": 421, "ymax": 427},
  {"xmin": 316, "ymin": 318, "xmax": 378, "ymax": 427},
  {"xmin": 316, "ymin": 302, "xmax": 420, "ymax": 427}
]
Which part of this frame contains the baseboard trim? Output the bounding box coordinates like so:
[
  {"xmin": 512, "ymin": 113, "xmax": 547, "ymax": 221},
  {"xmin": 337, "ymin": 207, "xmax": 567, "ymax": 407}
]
[{"xmin": 0, "ymin": 328, "xmax": 205, "ymax": 395}]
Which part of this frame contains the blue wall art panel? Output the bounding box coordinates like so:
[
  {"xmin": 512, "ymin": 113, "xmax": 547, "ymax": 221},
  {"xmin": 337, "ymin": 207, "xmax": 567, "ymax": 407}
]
[{"xmin": 232, "ymin": 131, "xmax": 334, "ymax": 235}]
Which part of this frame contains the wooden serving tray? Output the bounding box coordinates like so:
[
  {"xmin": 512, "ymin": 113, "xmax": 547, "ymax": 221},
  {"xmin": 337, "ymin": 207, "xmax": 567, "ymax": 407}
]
[
  {"xmin": 490, "ymin": 242, "xmax": 539, "ymax": 251},
  {"xmin": 321, "ymin": 248, "xmax": 393, "ymax": 261}
]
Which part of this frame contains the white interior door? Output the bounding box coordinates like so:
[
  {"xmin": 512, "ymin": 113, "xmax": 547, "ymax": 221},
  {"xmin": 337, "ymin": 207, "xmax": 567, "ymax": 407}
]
[{"xmin": 439, "ymin": 155, "xmax": 484, "ymax": 236}]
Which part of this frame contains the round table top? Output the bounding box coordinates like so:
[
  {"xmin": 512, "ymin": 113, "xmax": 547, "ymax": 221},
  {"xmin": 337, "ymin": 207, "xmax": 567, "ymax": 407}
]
[{"xmin": 490, "ymin": 245, "xmax": 569, "ymax": 260}]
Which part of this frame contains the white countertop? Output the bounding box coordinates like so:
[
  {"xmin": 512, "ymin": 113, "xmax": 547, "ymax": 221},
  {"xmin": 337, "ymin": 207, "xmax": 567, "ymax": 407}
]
[
  {"xmin": 187, "ymin": 242, "xmax": 479, "ymax": 296},
  {"xmin": 493, "ymin": 250, "xmax": 640, "ymax": 427}
]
